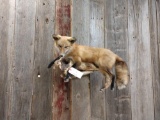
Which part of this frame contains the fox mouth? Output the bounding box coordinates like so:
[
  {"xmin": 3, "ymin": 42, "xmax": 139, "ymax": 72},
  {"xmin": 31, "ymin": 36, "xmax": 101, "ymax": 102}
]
[
  {"xmin": 61, "ymin": 54, "xmax": 65, "ymax": 57},
  {"xmin": 60, "ymin": 50, "xmax": 70, "ymax": 57}
]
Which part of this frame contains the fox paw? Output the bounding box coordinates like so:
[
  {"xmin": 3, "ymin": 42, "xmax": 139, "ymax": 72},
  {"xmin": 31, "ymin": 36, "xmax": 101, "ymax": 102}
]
[
  {"xmin": 64, "ymin": 78, "xmax": 69, "ymax": 82},
  {"xmin": 99, "ymin": 88, "xmax": 105, "ymax": 92}
]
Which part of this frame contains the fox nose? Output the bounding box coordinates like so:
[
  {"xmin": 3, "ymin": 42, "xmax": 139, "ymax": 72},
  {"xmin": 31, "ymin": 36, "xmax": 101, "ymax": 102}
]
[
  {"xmin": 61, "ymin": 54, "xmax": 65, "ymax": 57},
  {"xmin": 60, "ymin": 53, "xmax": 65, "ymax": 57}
]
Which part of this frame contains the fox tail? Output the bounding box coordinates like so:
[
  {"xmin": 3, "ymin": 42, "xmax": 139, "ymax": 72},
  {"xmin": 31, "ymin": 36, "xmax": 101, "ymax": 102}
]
[{"xmin": 115, "ymin": 57, "xmax": 129, "ymax": 90}]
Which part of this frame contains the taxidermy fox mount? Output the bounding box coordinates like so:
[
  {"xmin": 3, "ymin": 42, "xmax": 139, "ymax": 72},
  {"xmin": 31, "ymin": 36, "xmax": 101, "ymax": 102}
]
[{"xmin": 48, "ymin": 34, "xmax": 129, "ymax": 92}]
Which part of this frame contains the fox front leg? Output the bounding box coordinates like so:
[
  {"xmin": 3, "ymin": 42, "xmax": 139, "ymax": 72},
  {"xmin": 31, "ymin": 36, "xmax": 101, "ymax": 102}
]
[
  {"xmin": 99, "ymin": 69, "xmax": 114, "ymax": 92},
  {"xmin": 64, "ymin": 62, "xmax": 77, "ymax": 82},
  {"xmin": 64, "ymin": 57, "xmax": 81, "ymax": 82},
  {"xmin": 48, "ymin": 55, "xmax": 63, "ymax": 68}
]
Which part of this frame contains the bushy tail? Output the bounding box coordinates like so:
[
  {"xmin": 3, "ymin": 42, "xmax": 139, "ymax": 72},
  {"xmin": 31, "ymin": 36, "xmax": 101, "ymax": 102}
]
[{"xmin": 115, "ymin": 57, "xmax": 129, "ymax": 90}]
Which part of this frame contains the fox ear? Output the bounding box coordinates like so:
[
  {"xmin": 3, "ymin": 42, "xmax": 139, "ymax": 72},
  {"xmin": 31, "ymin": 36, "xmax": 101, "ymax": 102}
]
[
  {"xmin": 52, "ymin": 34, "xmax": 61, "ymax": 41},
  {"xmin": 68, "ymin": 37, "xmax": 77, "ymax": 44}
]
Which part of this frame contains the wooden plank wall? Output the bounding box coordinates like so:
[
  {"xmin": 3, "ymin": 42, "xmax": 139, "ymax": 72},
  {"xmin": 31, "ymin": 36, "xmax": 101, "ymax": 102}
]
[
  {"xmin": 10, "ymin": 0, "xmax": 36, "ymax": 119},
  {"xmin": 71, "ymin": 0, "xmax": 160, "ymax": 120},
  {"xmin": 105, "ymin": 0, "xmax": 131, "ymax": 120},
  {"xmin": 89, "ymin": 0, "xmax": 106, "ymax": 120},
  {"xmin": 128, "ymin": 0, "xmax": 154, "ymax": 120},
  {"xmin": 52, "ymin": 0, "xmax": 71, "ymax": 120},
  {"xmin": 0, "ymin": 0, "xmax": 55, "ymax": 120},
  {"xmin": 71, "ymin": 0, "xmax": 91, "ymax": 120},
  {"xmin": 149, "ymin": 0, "xmax": 160, "ymax": 120},
  {"xmin": 0, "ymin": 0, "xmax": 13, "ymax": 119},
  {"xmin": 0, "ymin": 0, "xmax": 160, "ymax": 120},
  {"xmin": 31, "ymin": 0, "xmax": 55, "ymax": 120}
]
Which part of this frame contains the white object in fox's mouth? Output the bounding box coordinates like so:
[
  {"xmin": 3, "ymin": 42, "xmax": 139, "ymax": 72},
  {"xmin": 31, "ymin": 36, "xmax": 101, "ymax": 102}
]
[
  {"xmin": 68, "ymin": 67, "xmax": 83, "ymax": 79},
  {"xmin": 38, "ymin": 75, "xmax": 41, "ymax": 78}
]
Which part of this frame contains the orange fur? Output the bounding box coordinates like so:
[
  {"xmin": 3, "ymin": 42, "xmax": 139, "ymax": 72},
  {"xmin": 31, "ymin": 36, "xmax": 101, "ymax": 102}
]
[{"xmin": 53, "ymin": 34, "xmax": 129, "ymax": 91}]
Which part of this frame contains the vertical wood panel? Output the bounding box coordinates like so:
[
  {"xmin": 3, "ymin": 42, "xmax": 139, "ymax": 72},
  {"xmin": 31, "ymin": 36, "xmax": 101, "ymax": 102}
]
[
  {"xmin": 1, "ymin": 1, "xmax": 160, "ymax": 120},
  {"xmin": 9, "ymin": 0, "xmax": 36, "ymax": 119},
  {"xmin": 105, "ymin": 0, "xmax": 131, "ymax": 120},
  {"xmin": 128, "ymin": 0, "xmax": 154, "ymax": 120},
  {"xmin": 89, "ymin": 0, "xmax": 106, "ymax": 120},
  {"xmin": 71, "ymin": 0, "xmax": 91, "ymax": 119},
  {"xmin": 70, "ymin": 77, "xmax": 91, "ymax": 120},
  {"xmin": 53, "ymin": 0, "xmax": 71, "ymax": 120},
  {"xmin": 90, "ymin": 0, "xmax": 105, "ymax": 48},
  {"xmin": 71, "ymin": 0, "xmax": 90, "ymax": 45},
  {"xmin": 114, "ymin": 0, "xmax": 131, "ymax": 120},
  {"xmin": 5, "ymin": 0, "xmax": 16, "ymax": 119},
  {"xmin": 0, "ymin": 0, "xmax": 14, "ymax": 119},
  {"xmin": 150, "ymin": 1, "xmax": 160, "ymax": 120},
  {"xmin": 105, "ymin": 0, "xmax": 118, "ymax": 120},
  {"xmin": 2, "ymin": 0, "xmax": 15, "ymax": 120},
  {"xmin": 55, "ymin": 0, "xmax": 71, "ymax": 36},
  {"xmin": 156, "ymin": 2, "xmax": 160, "ymax": 120},
  {"xmin": 30, "ymin": 0, "xmax": 55, "ymax": 120}
]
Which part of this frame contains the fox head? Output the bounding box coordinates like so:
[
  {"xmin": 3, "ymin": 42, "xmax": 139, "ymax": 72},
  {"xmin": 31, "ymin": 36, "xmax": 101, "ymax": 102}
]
[{"xmin": 52, "ymin": 34, "xmax": 76, "ymax": 57}]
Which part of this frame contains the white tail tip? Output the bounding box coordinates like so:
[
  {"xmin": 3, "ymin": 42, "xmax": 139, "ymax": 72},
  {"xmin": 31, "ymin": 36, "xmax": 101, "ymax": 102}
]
[{"xmin": 117, "ymin": 84, "xmax": 126, "ymax": 90}]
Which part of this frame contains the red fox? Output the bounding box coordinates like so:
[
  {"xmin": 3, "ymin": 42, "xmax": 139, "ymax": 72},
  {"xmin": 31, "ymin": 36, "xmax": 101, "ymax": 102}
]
[{"xmin": 52, "ymin": 34, "xmax": 129, "ymax": 91}]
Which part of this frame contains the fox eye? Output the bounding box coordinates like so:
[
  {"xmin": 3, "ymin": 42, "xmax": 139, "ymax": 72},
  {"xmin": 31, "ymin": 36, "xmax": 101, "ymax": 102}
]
[
  {"xmin": 58, "ymin": 45, "xmax": 62, "ymax": 48},
  {"xmin": 65, "ymin": 46, "xmax": 69, "ymax": 48}
]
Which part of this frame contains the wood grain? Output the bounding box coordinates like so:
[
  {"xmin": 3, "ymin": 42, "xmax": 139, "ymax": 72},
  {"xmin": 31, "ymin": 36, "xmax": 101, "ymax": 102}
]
[
  {"xmin": 105, "ymin": 0, "xmax": 118, "ymax": 120},
  {"xmin": 30, "ymin": 0, "xmax": 55, "ymax": 120},
  {"xmin": 128, "ymin": 0, "xmax": 154, "ymax": 120},
  {"xmin": 71, "ymin": 1, "xmax": 91, "ymax": 119},
  {"xmin": 71, "ymin": 0, "xmax": 90, "ymax": 45},
  {"xmin": 9, "ymin": 0, "xmax": 36, "ymax": 120},
  {"xmin": 150, "ymin": 1, "xmax": 160, "ymax": 120},
  {"xmin": 70, "ymin": 76, "xmax": 91, "ymax": 120},
  {"xmin": 52, "ymin": 0, "xmax": 71, "ymax": 120},
  {"xmin": 105, "ymin": 0, "xmax": 131, "ymax": 120},
  {"xmin": 89, "ymin": 0, "xmax": 106, "ymax": 120},
  {"xmin": 55, "ymin": 0, "xmax": 71, "ymax": 36},
  {"xmin": 0, "ymin": 0, "xmax": 12, "ymax": 119},
  {"xmin": 0, "ymin": 0, "xmax": 160, "ymax": 120},
  {"xmin": 4, "ymin": 0, "xmax": 16, "ymax": 119},
  {"xmin": 114, "ymin": 0, "xmax": 131, "ymax": 120}
]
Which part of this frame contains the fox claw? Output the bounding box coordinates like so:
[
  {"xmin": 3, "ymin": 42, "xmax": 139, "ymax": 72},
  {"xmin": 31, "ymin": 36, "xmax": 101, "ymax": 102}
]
[
  {"xmin": 99, "ymin": 88, "xmax": 105, "ymax": 92},
  {"xmin": 64, "ymin": 78, "xmax": 69, "ymax": 82}
]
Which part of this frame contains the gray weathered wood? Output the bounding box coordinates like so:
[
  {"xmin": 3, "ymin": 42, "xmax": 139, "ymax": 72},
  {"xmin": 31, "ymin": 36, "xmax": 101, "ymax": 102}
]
[
  {"xmin": 89, "ymin": 0, "xmax": 106, "ymax": 120},
  {"xmin": 30, "ymin": 0, "xmax": 55, "ymax": 120},
  {"xmin": 105, "ymin": 0, "xmax": 118, "ymax": 120},
  {"xmin": 156, "ymin": 1, "xmax": 160, "ymax": 120},
  {"xmin": 90, "ymin": 0, "xmax": 105, "ymax": 48},
  {"xmin": 0, "ymin": 26, "xmax": 8, "ymax": 119},
  {"xmin": 105, "ymin": 0, "xmax": 131, "ymax": 120},
  {"xmin": 1, "ymin": 0, "xmax": 160, "ymax": 120},
  {"xmin": 114, "ymin": 0, "xmax": 131, "ymax": 120},
  {"xmin": 71, "ymin": 0, "xmax": 91, "ymax": 119},
  {"xmin": 0, "ymin": 1, "xmax": 14, "ymax": 120},
  {"xmin": 8, "ymin": 0, "xmax": 36, "ymax": 120},
  {"xmin": 150, "ymin": 1, "xmax": 160, "ymax": 120},
  {"xmin": 70, "ymin": 76, "xmax": 91, "ymax": 120},
  {"xmin": 72, "ymin": 0, "xmax": 90, "ymax": 45},
  {"xmin": 5, "ymin": 0, "xmax": 16, "ymax": 119},
  {"xmin": 128, "ymin": 0, "xmax": 154, "ymax": 120}
]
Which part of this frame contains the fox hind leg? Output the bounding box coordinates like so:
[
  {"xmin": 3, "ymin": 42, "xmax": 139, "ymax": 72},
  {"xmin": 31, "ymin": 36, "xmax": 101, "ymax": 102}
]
[
  {"xmin": 99, "ymin": 69, "xmax": 113, "ymax": 92},
  {"xmin": 110, "ymin": 75, "xmax": 115, "ymax": 90}
]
